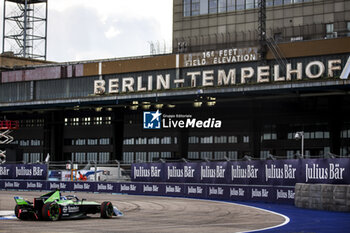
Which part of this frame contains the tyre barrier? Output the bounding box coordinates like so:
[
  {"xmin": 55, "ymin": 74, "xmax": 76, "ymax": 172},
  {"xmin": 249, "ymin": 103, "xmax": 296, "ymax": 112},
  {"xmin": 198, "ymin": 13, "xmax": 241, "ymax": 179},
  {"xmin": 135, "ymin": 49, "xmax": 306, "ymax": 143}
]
[{"xmin": 295, "ymin": 183, "xmax": 350, "ymax": 212}]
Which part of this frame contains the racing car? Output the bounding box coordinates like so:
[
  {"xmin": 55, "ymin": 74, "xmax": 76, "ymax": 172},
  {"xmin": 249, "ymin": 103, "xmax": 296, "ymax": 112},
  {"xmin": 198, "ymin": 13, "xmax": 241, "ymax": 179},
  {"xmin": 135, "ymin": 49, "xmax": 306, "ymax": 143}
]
[{"xmin": 14, "ymin": 190, "xmax": 123, "ymax": 221}]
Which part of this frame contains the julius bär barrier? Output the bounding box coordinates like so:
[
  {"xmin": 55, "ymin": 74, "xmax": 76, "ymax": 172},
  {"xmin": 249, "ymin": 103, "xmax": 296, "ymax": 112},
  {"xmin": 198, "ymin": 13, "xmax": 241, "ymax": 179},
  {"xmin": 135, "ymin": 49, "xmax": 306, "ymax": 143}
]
[{"xmin": 1, "ymin": 158, "xmax": 349, "ymax": 205}]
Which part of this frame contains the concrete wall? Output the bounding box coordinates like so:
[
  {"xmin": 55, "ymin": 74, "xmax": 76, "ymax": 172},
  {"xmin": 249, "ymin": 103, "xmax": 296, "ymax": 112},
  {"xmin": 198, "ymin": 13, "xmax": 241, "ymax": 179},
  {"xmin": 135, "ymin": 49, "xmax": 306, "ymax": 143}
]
[{"xmin": 295, "ymin": 183, "xmax": 350, "ymax": 212}]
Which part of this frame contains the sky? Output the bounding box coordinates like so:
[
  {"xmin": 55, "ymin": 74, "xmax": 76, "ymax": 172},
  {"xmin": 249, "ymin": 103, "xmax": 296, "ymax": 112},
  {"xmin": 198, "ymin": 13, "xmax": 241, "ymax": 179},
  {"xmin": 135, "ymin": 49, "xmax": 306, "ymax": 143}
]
[{"xmin": 0, "ymin": 0, "xmax": 173, "ymax": 62}]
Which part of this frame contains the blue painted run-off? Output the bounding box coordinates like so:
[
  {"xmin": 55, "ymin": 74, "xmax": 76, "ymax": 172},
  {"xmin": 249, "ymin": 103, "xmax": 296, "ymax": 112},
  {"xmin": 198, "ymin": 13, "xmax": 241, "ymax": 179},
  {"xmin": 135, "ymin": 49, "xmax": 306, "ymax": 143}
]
[{"xmin": 238, "ymin": 202, "xmax": 350, "ymax": 233}]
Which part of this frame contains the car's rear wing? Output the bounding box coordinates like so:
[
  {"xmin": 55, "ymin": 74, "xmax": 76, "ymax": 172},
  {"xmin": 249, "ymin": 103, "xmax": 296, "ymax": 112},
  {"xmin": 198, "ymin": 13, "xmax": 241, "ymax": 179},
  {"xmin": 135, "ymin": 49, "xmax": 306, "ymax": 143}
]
[
  {"xmin": 41, "ymin": 190, "xmax": 61, "ymax": 204},
  {"xmin": 14, "ymin": 196, "xmax": 29, "ymax": 205}
]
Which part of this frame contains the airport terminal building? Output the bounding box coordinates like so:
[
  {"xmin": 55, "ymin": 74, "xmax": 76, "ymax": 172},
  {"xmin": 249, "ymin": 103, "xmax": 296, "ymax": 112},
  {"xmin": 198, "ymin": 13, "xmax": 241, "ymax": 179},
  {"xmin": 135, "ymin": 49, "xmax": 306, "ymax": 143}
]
[{"xmin": 0, "ymin": 0, "xmax": 350, "ymax": 164}]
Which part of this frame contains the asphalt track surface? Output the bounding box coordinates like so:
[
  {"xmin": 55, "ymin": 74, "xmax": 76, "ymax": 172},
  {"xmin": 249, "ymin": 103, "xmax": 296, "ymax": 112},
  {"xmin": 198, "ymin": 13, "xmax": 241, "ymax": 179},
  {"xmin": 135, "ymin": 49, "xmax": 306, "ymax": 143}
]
[{"xmin": 0, "ymin": 191, "xmax": 286, "ymax": 233}]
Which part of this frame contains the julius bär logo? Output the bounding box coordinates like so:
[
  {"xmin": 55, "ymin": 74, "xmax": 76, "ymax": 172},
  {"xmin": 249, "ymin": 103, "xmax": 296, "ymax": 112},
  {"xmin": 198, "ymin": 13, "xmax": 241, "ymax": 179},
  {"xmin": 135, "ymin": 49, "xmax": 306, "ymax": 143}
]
[{"xmin": 143, "ymin": 110, "xmax": 162, "ymax": 129}]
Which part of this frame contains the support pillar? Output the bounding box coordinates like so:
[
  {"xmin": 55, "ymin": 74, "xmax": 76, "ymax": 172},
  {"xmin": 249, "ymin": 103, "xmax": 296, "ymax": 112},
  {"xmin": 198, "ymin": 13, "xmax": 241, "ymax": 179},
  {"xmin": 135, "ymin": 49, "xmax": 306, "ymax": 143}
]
[
  {"xmin": 112, "ymin": 108, "xmax": 124, "ymax": 161},
  {"xmin": 329, "ymin": 96, "xmax": 342, "ymax": 155},
  {"xmin": 43, "ymin": 111, "xmax": 64, "ymax": 161}
]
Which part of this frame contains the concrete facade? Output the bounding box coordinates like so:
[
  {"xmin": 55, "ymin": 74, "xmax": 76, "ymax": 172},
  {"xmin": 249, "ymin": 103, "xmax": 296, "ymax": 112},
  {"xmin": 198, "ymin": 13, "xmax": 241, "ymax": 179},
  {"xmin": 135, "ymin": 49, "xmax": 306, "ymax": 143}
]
[{"xmin": 173, "ymin": 0, "xmax": 350, "ymax": 52}]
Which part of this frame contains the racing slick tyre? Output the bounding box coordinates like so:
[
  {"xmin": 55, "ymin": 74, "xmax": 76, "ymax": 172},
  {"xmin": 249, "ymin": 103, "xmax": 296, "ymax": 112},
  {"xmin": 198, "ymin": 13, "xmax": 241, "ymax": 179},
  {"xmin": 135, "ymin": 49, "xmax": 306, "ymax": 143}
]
[
  {"xmin": 42, "ymin": 202, "xmax": 61, "ymax": 221},
  {"xmin": 14, "ymin": 205, "xmax": 27, "ymax": 220},
  {"xmin": 100, "ymin": 201, "xmax": 114, "ymax": 219}
]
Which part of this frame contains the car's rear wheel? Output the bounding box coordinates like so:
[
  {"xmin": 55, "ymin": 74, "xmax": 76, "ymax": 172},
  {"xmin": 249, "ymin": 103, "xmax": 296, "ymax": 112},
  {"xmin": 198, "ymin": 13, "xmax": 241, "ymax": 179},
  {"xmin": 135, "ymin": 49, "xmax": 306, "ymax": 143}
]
[
  {"xmin": 42, "ymin": 202, "xmax": 61, "ymax": 221},
  {"xmin": 14, "ymin": 205, "xmax": 27, "ymax": 220},
  {"xmin": 100, "ymin": 201, "xmax": 113, "ymax": 219}
]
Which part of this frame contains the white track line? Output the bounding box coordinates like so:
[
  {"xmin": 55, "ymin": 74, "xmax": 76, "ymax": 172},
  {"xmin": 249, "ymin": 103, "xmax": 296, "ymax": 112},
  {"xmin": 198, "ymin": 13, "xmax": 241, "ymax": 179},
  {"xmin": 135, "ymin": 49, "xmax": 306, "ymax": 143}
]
[{"xmin": 192, "ymin": 199, "xmax": 290, "ymax": 233}]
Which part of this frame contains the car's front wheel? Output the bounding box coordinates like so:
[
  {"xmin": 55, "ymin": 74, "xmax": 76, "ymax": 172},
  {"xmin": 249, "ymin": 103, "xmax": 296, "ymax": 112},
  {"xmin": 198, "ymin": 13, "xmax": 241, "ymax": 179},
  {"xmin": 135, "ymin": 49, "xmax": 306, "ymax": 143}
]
[
  {"xmin": 100, "ymin": 201, "xmax": 114, "ymax": 219},
  {"xmin": 42, "ymin": 202, "xmax": 61, "ymax": 221}
]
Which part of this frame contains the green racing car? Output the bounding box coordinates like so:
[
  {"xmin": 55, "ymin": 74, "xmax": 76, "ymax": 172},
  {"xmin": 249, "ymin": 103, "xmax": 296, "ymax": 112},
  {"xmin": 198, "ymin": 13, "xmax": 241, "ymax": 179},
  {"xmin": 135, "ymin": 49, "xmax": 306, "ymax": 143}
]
[{"xmin": 14, "ymin": 190, "xmax": 123, "ymax": 221}]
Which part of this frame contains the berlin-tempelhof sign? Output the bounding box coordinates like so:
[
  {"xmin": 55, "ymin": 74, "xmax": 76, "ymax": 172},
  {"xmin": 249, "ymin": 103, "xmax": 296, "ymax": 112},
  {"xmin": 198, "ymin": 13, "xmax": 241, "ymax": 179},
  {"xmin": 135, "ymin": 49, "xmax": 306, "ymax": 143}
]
[{"xmin": 94, "ymin": 49, "xmax": 350, "ymax": 95}]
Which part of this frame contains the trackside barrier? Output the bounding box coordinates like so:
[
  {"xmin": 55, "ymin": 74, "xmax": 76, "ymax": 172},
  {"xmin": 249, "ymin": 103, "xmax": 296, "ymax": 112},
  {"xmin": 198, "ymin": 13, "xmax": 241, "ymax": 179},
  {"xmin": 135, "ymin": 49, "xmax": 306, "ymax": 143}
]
[
  {"xmin": 131, "ymin": 158, "xmax": 350, "ymax": 185},
  {"xmin": 0, "ymin": 164, "xmax": 48, "ymax": 180},
  {"xmin": 0, "ymin": 180, "xmax": 295, "ymax": 205},
  {"xmin": 295, "ymin": 183, "xmax": 350, "ymax": 212}
]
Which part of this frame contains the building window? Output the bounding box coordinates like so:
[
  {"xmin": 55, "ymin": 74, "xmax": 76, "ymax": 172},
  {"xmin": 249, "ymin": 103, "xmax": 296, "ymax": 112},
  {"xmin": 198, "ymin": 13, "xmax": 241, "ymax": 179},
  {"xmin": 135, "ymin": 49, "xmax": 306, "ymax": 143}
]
[
  {"xmin": 214, "ymin": 151, "xmax": 226, "ymax": 160},
  {"xmin": 23, "ymin": 153, "xmax": 29, "ymax": 163},
  {"xmin": 304, "ymin": 150, "xmax": 311, "ymax": 158},
  {"xmin": 105, "ymin": 116, "xmax": 112, "ymax": 125},
  {"xmin": 72, "ymin": 118, "xmax": 79, "ymax": 126},
  {"xmin": 82, "ymin": 117, "xmax": 91, "ymax": 125},
  {"xmin": 340, "ymin": 147, "xmax": 350, "ymax": 157},
  {"xmin": 236, "ymin": 0, "xmax": 244, "ymax": 10},
  {"xmin": 149, "ymin": 152, "xmax": 160, "ymax": 162},
  {"xmin": 201, "ymin": 136, "xmax": 213, "ymax": 144},
  {"xmin": 73, "ymin": 152, "xmax": 86, "ymax": 163},
  {"xmin": 87, "ymin": 139, "xmax": 98, "ymax": 145},
  {"xmin": 188, "ymin": 151, "xmax": 199, "ymax": 159},
  {"xmin": 286, "ymin": 150, "xmax": 294, "ymax": 159},
  {"xmin": 37, "ymin": 119, "xmax": 44, "ymax": 127},
  {"xmin": 288, "ymin": 131, "xmax": 330, "ymax": 139},
  {"xmin": 266, "ymin": 0, "xmax": 274, "ymax": 7},
  {"xmin": 291, "ymin": 36, "xmax": 303, "ymax": 42},
  {"xmin": 99, "ymin": 152, "xmax": 110, "ymax": 163},
  {"xmin": 228, "ymin": 151, "xmax": 238, "ymax": 160},
  {"xmin": 260, "ymin": 150, "xmax": 270, "ymax": 160},
  {"xmin": 75, "ymin": 139, "xmax": 86, "ymax": 145},
  {"xmin": 31, "ymin": 153, "xmax": 43, "ymax": 163},
  {"xmin": 94, "ymin": 117, "xmax": 103, "ymax": 125},
  {"xmin": 189, "ymin": 136, "xmax": 199, "ymax": 144},
  {"xmin": 218, "ymin": 0, "xmax": 226, "ymax": 13},
  {"xmin": 227, "ymin": 0, "xmax": 235, "ymax": 11},
  {"xmin": 209, "ymin": 0, "xmax": 218, "ymax": 13},
  {"xmin": 262, "ymin": 125, "xmax": 277, "ymax": 141},
  {"xmin": 274, "ymin": 0, "xmax": 283, "ymax": 6},
  {"xmin": 246, "ymin": 0, "xmax": 255, "ymax": 9},
  {"xmin": 228, "ymin": 136, "xmax": 237, "ymax": 143},
  {"xmin": 123, "ymin": 152, "xmax": 134, "ymax": 164},
  {"xmin": 87, "ymin": 152, "xmax": 98, "ymax": 162},
  {"xmin": 201, "ymin": 151, "xmax": 213, "ymax": 160},
  {"xmin": 183, "ymin": 0, "xmax": 317, "ymax": 17},
  {"xmin": 100, "ymin": 138, "xmax": 111, "ymax": 145},
  {"xmin": 136, "ymin": 137, "xmax": 147, "ymax": 145},
  {"xmin": 326, "ymin": 23, "xmax": 334, "ymax": 33},
  {"xmin": 160, "ymin": 152, "xmax": 172, "ymax": 158},
  {"xmin": 200, "ymin": 0, "xmax": 209, "ymax": 14},
  {"xmin": 315, "ymin": 131, "xmax": 324, "ymax": 139},
  {"xmin": 23, "ymin": 153, "xmax": 43, "ymax": 163},
  {"xmin": 324, "ymin": 147, "xmax": 330, "ymax": 156},
  {"xmin": 214, "ymin": 136, "xmax": 227, "ymax": 143},
  {"xmin": 192, "ymin": 0, "xmax": 200, "ymax": 16},
  {"xmin": 326, "ymin": 23, "xmax": 336, "ymax": 39},
  {"xmin": 10, "ymin": 140, "xmax": 18, "ymax": 145},
  {"xmin": 19, "ymin": 119, "xmax": 37, "ymax": 128},
  {"xmin": 243, "ymin": 136, "xmax": 250, "ymax": 143},
  {"xmin": 161, "ymin": 136, "xmax": 171, "ymax": 144},
  {"xmin": 341, "ymin": 129, "xmax": 350, "ymax": 138},
  {"xmin": 19, "ymin": 140, "xmax": 29, "ymax": 147},
  {"xmin": 123, "ymin": 138, "xmax": 134, "ymax": 145},
  {"xmin": 274, "ymin": 32, "xmax": 282, "ymax": 42},
  {"xmin": 148, "ymin": 137, "xmax": 160, "ymax": 144},
  {"xmin": 347, "ymin": 22, "xmax": 350, "ymax": 36},
  {"xmin": 30, "ymin": 139, "xmax": 41, "ymax": 146},
  {"xmin": 184, "ymin": 0, "xmax": 191, "ymax": 16},
  {"xmin": 135, "ymin": 152, "xmax": 147, "ymax": 162},
  {"xmin": 262, "ymin": 133, "xmax": 277, "ymax": 140}
]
